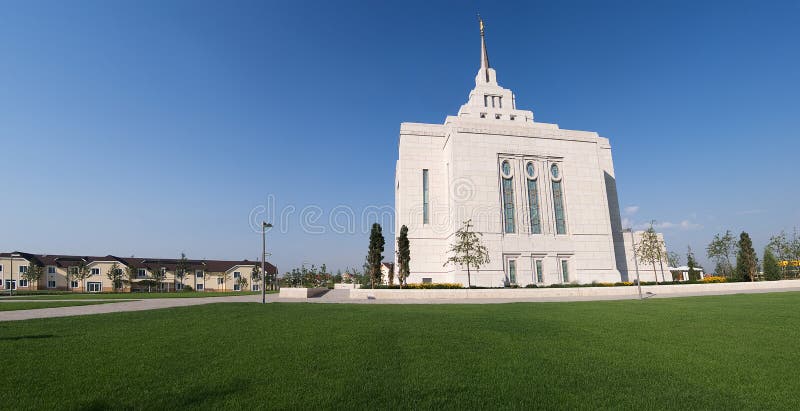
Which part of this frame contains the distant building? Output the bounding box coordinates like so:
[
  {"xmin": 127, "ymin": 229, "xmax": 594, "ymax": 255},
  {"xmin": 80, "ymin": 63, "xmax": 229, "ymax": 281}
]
[
  {"xmin": 0, "ymin": 251, "xmax": 277, "ymax": 293},
  {"xmin": 380, "ymin": 262, "xmax": 395, "ymax": 285},
  {"xmin": 668, "ymin": 266, "xmax": 706, "ymax": 281}
]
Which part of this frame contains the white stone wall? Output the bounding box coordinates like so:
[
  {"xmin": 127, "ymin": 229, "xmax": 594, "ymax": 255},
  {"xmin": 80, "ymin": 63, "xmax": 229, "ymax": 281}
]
[{"xmin": 395, "ymin": 34, "xmax": 644, "ymax": 287}]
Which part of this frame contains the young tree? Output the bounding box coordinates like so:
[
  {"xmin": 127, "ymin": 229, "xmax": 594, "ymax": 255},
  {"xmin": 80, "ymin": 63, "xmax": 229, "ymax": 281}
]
[
  {"xmin": 763, "ymin": 247, "xmax": 781, "ymax": 281},
  {"xmin": 707, "ymin": 230, "xmax": 737, "ymax": 278},
  {"xmin": 444, "ymin": 219, "xmax": 490, "ymax": 288},
  {"xmin": 667, "ymin": 251, "xmax": 681, "ymax": 268},
  {"xmin": 66, "ymin": 266, "xmax": 77, "ymax": 292},
  {"xmin": 236, "ymin": 276, "xmax": 249, "ymax": 292},
  {"xmin": 366, "ymin": 223, "xmax": 385, "ymax": 289},
  {"xmin": 175, "ymin": 253, "xmax": 189, "ymax": 291},
  {"xmin": 124, "ymin": 264, "xmax": 138, "ymax": 292},
  {"xmin": 150, "ymin": 266, "xmax": 166, "ymax": 292},
  {"xmin": 635, "ymin": 224, "xmax": 666, "ymax": 283},
  {"xmin": 736, "ymin": 231, "xmax": 758, "ymax": 282},
  {"xmin": 218, "ymin": 271, "xmax": 232, "ymax": 292},
  {"xmin": 767, "ymin": 230, "xmax": 798, "ymax": 279},
  {"xmin": 74, "ymin": 261, "xmax": 92, "ymax": 292},
  {"xmin": 397, "ymin": 225, "xmax": 411, "ymax": 288},
  {"xmin": 22, "ymin": 262, "xmax": 44, "ymax": 290},
  {"xmin": 106, "ymin": 262, "xmax": 123, "ymax": 292},
  {"xmin": 687, "ymin": 246, "xmax": 700, "ymax": 281},
  {"xmin": 251, "ymin": 265, "xmax": 262, "ymax": 290}
]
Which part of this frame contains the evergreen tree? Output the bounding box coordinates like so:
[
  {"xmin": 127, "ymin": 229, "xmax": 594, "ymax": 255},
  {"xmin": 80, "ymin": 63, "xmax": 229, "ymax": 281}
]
[
  {"xmin": 366, "ymin": 223, "xmax": 385, "ymax": 288},
  {"xmin": 763, "ymin": 247, "xmax": 780, "ymax": 281},
  {"xmin": 736, "ymin": 231, "xmax": 757, "ymax": 282},
  {"xmin": 687, "ymin": 246, "xmax": 700, "ymax": 281},
  {"xmin": 397, "ymin": 225, "xmax": 410, "ymax": 288}
]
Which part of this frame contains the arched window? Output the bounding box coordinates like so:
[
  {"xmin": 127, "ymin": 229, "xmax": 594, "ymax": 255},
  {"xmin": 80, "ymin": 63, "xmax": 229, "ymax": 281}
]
[
  {"xmin": 550, "ymin": 163, "xmax": 566, "ymax": 234},
  {"xmin": 500, "ymin": 160, "xmax": 515, "ymax": 233},
  {"xmin": 525, "ymin": 162, "xmax": 541, "ymax": 234}
]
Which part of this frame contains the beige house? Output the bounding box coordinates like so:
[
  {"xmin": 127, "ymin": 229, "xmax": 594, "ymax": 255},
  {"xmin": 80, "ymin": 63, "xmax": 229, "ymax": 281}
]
[{"xmin": 0, "ymin": 252, "xmax": 277, "ymax": 293}]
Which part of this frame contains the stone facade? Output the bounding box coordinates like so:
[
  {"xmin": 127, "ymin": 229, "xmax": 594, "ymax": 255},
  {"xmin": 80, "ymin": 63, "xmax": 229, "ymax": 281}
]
[{"xmin": 394, "ymin": 21, "xmax": 656, "ymax": 287}]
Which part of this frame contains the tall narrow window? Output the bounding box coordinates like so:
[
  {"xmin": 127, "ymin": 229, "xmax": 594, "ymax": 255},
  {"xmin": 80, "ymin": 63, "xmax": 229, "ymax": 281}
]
[
  {"xmin": 422, "ymin": 169, "xmax": 429, "ymax": 224},
  {"xmin": 551, "ymin": 164, "xmax": 566, "ymax": 234},
  {"xmin": 500, "ymin": 161, "xmax": 515, "ymax": 233},
  {"xmin": 561, "ymin": 260, "xmax": 569, "ymax": 283},
  {"xmin": 525, "ymin": 162, "xmax": 541, "ymax": 234},
  {"xmin": 508, "ymin": 260, "xmax": 517, "ymax": 284},
  {"xmin": 535, "ymin": 259, "xmax": 543, "ymax": 283}
]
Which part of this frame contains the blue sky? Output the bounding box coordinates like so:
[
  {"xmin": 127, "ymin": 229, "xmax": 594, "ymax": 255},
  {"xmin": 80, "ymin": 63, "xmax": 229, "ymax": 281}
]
[{"xmin": 1, "ymin": 0, "xmax": 798, "ymax": 272}]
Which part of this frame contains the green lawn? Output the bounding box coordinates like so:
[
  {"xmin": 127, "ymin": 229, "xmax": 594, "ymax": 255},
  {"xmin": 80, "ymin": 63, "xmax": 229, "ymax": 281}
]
[
  {"xmin": 1, "ymin": 293, "xmax": 799, "ymax": 409},
  {"xmin": 0, "ymin": 301, "xmax": 115, "ymax": 311},
  {"xmin": 0, "ymin": 291, "xmax": 268, "ymax": 300}
]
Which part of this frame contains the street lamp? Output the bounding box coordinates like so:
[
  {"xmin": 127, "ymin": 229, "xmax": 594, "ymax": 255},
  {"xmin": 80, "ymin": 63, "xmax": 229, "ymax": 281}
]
[
  {"xmin": 262, "ymin": 221, "xmax": 273, "ymax": 304},
  {"xmin": 625, "ymin": 228, "xmax": 643, "ymax": 300}
]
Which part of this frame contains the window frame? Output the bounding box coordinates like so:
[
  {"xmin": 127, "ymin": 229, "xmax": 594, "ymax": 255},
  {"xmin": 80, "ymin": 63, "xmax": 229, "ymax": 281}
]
[
  {"xmin": 550, "ymin": 162, "xmax": 567, "ymax": 235},
  {"xmin": 47, "ymin": 280, "xmax": 57, "ymax": 288},
  {"xmin": 422, "ymin": 169, "xmax": 430, "ymax": 224},
  {"xmin": 500, "ymin": 160, "xmax": 516, "ymax": 234}
]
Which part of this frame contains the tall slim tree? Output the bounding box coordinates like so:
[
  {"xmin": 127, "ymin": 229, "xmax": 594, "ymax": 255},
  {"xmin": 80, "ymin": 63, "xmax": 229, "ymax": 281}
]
[
  {"xmin": 763, "ymin": 247, "xmax": 781, "ymax": 281},
  {"xmin": 444, "ymin": 219, "xmax": 490, "ymax": 288},
  {"xmin": 635, "ymin": 225, "xmax": 666, "ymax": 283},
  {"xmin": 397, "ymin": 225, "xmax": 410, "ymax": 288},
  {"xmin": 366, "ymin": 223, "xmax": 385, "ymax": 289},
  {"xmin": 686, "ymin": 246, "xmax": 700, "ymax": 281},
  {"xmin": 707, "ymin": 230, "xmax": 737, "ymax": 278},
  {"xmin": 736, "ymin": 231, "xmax": 758, "ymax": 282}
]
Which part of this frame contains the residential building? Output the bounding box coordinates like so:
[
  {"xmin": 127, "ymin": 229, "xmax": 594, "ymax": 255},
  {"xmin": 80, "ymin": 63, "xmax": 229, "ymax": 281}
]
[{"xmin": 0, "ymin": 251, "xmax": 277, "ymax": 293}]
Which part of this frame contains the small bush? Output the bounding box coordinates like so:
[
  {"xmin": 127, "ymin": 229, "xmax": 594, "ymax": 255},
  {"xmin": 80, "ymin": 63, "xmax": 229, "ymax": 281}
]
[
  {"xmin": 181, "ymin": 285, "xmax": 194, "ymax": 292},
  {"xmin": 404, "ymin": 282, "xmax": 464, "ymax": 289},
  {"xmin": 701, "ymin": 276, "xmax": 727, "ymax": 283},
  {"xmin": 524, "ymin": 284, "xmax": 539, "ymax": 288}
]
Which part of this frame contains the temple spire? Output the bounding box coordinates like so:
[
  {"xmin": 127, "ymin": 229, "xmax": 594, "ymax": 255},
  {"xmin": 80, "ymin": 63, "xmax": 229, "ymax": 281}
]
[{"xmin": 478, "ymin": 15, "xmax": 490, "ymax": 82}]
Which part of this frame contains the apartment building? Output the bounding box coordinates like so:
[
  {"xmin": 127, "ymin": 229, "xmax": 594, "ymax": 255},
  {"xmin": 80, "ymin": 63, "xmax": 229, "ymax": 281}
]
[{"xmin": 0, "ymin": 251, "xmax": 277, "ymax": 293}]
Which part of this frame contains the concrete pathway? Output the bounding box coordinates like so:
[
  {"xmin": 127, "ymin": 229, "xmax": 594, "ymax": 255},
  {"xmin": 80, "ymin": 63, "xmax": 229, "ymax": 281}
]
[
  {"xmin": 4, "ymin": 286, "xmax": 800, "ymax": 322},
  {"xmin": 0, "ymin": 294, "xmax": 267, "ymax": 322}
]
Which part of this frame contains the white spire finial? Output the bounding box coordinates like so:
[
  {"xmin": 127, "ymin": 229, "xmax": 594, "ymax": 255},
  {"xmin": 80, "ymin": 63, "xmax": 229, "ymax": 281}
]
[{"xmin": 478, "ymin": 14, "xmax": 490, "ymax": 82}]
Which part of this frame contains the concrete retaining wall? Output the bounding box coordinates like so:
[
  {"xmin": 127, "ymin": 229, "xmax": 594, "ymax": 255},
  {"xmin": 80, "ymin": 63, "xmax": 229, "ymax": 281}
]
[
  {"xmin": 348, "ymin": 280, "xmax": 800, "ymax": 300},
  {"xmin": 279, "ymin": 287, "xmax": 329, "ymax": 299}
]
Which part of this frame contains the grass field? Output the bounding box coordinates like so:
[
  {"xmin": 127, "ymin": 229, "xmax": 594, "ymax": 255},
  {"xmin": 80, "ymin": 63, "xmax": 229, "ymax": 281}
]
[
  {"xmin": 0, "ymin": 301, "xmax": 115, "ymax": 311},
  {"xmin": 1, "ymin": 293, "xmax": 799, "ymax": 409},
  {"xmin": 0, "ymin": 291, "xmax": 268, "ymax": 300}
]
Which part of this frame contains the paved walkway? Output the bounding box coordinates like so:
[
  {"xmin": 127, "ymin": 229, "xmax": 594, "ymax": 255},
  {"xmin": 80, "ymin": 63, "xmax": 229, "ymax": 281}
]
[
  {"xmin": 0, "ymin": 294, "xmax": 266, "ymax": 322},
  {"xmin": 3, "ymin": 286, "xmax": 800, "ymax": 322}
]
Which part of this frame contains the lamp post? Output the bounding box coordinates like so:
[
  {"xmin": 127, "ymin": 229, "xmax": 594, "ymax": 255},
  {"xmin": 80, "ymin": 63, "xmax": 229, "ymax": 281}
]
[
  {"xmin": 262, "ymin": 222, "xmax": 273, "ymax": 304},
  {"xmin": 627, "ymin": 229, "xmax": 643, "ymax": 300}
]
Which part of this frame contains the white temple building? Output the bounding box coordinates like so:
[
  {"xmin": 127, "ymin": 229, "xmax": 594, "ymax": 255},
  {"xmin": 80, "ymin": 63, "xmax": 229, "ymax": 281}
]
[{"xmin": 394, "ymin": 20, "xmax": 665, "ymax": 287}]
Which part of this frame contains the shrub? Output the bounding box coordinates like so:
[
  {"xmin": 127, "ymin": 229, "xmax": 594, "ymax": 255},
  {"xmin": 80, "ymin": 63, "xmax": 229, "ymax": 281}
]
[
  {"xmin": 182, "ymin": 285, "xmax": 194, "ymax": 292},
  {"xmin": 614, "ymin": 282, "xmax": 634, "ymax": 286},
  {"xmin": 701, "ymin": 276, "xmax": 727, "ymax": 283},
  {"xmin": 524, "ymin": 284, "xmax": 539, "ymax": 288},
  {"xmin": 404, "ymin": 283, "xmax": 464, "ymax": 289}
]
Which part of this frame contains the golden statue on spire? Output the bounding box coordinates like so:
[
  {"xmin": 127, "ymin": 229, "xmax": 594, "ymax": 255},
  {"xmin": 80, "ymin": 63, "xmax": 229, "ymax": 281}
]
[{"xmin": 478, "ymin": 15, "xmax": 485, "ymax": 36}]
